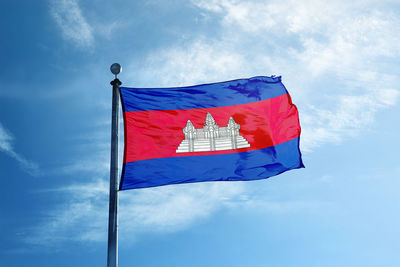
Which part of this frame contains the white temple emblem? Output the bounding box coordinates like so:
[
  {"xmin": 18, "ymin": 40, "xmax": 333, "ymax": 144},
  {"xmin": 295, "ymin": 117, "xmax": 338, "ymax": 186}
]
[{"xmin": 176, "ymin": 112, "xmax": 251, "ymax": 153}]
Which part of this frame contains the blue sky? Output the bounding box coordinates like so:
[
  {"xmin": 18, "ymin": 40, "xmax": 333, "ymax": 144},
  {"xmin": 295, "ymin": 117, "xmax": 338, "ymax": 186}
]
[{"xmin": 1, "ymin": 0, "xmax": 400, "ymax": 266}]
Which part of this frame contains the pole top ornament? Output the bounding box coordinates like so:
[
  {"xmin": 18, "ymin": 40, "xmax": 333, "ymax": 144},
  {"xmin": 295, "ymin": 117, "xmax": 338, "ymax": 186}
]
[{"xmin": 110, "ymin": 63, "xmax": 122, "ymax": 78}]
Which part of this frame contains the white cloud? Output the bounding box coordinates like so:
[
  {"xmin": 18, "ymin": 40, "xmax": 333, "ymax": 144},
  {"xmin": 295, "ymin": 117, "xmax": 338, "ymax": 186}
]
[
  {"xmin": 132, "ymin": 0, "xmax": 400, "ymax": 151},
  {"xmin": 128, "ymin": 40, "xmax": 249, "ymax": 87},
  {"xmin": 300, "ymin": 88, "xmax": 399, "ymax": 151},
  {"xmin": 50, "ymin": 0, "xmax": 94, "ymax": 47},
  {"xmin": 0, "ymin": 123, "xmax": 13, "ymax": 152},
  {"xmin": 26, "ymin": 179, "xmax": 244, "ymax": 246},
  {"xmin": 119, "ymin": 181, "xmax": 244, "ymax": 233},
  {"xmin": 58, "ymin": 159, "xmax": 109, "ymax": 175},
  {"xmin": 0, "ymin": 122, "xmax": 39, "ymax": 176},
  {"xmin": 25, "ymin": 179, "xmax": 108, "ymax": 246},
  {"xmin": 193, "ymin": 0, "xmax": 344, "ymax": 34}
]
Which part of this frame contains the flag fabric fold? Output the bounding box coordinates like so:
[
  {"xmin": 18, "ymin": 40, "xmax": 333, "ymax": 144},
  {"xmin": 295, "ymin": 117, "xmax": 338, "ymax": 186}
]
[{"xmin": 119, "ymin": 76, "xmax": 303, "ymax": 190}]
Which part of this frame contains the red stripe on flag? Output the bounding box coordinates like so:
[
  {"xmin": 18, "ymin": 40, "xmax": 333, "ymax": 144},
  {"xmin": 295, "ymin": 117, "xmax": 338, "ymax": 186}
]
[{"xmin": 123, "ymin": 93, "xmax": 300, "ymax": 163}]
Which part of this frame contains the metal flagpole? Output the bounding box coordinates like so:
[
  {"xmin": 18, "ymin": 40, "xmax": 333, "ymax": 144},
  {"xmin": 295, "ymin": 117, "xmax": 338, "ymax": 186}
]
[{"xmin": 108, "ymin": 63, "xmax": 122, "ymax": 267}]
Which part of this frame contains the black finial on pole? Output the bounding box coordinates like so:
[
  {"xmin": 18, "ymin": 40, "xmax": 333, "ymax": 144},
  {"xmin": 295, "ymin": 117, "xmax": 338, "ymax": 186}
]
[
  {"xmin": 110, "ymin": 63, "xmax": 122, "ymax": 86},
  {"xmin": 110, "ymin": 63, "xmax": 122, "ymax": 78}
]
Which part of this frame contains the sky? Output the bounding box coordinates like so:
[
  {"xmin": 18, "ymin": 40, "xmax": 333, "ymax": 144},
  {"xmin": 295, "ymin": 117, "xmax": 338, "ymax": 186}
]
[{"xmin": 1, "ymin": 0, "xmax": 400, "ymax": 266}]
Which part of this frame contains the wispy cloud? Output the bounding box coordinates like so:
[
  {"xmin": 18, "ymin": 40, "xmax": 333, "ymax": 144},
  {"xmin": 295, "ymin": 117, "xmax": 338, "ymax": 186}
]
[
  {"xmin": 26, "ymin": 176, "xmax": 330, "ymax": 247},
  {"xmin": 50, "ymin": 0, "xmax": 94, "ymax": 47},
  {"xmin": 25, "ymin": 179, "xmax": 108, "ymax": 246},
  {"xmin": 25, "ymin": 179, "xmax": 245, "ymax": 246},
  {"xmin": 130, "ymin": 0, "xmax": 400, "ymax": 151},
  {"xmin": 119, "ymin": 181, "xmax": 244, "ymax": 233},
  {"xmin": 301, "ymin": 89, "xmax": 399, "ymax": 150},
  {"xmin": 0, "ymin": 122, "xmax": 39, "ymax": 176},
  {"xmin": 128, "ymin": 40, "xmax": 248, "ymax": 87}
]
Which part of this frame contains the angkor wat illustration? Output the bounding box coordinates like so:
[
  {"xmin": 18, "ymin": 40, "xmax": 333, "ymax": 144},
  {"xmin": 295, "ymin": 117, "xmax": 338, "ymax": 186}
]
[{"xmin": 176, "ymin": 112, "xmax": 250, "ymax": 153}]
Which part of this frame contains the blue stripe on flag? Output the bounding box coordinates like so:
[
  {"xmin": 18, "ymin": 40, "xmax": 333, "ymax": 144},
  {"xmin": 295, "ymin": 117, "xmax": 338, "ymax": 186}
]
[
  {"xmin": 120, "ymin": 76, "xmax": 286, "ymax": 111},
  {"xmin": 120, "ymin": 137, "xmax": 303, "ymax": 190}
]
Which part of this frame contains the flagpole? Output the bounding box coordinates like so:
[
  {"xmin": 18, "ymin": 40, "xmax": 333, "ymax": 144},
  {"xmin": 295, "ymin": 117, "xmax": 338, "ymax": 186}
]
[{"xmin": 108, "ymin": 63, "xmax": 122, "ymax": 267}]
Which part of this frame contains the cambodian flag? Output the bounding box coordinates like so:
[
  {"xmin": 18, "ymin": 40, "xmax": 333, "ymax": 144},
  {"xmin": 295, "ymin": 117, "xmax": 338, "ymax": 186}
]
[{"xmin": 119, "ymin": 76, "xmax": 303, "ymax": 190}]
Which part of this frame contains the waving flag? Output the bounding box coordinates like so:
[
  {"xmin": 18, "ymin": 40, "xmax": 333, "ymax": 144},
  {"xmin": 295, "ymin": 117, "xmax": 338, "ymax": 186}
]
[{"xmin": 119, "ymin": 76, "xmax": 303, "ymax": 190}]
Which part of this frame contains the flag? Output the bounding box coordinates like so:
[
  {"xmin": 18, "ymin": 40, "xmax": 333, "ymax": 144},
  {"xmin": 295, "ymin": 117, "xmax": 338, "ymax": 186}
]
[{"xmin": 119, "ymin": 76, "xmax": 303, "ymax": 190}]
